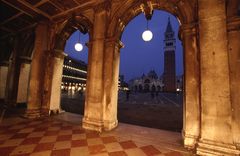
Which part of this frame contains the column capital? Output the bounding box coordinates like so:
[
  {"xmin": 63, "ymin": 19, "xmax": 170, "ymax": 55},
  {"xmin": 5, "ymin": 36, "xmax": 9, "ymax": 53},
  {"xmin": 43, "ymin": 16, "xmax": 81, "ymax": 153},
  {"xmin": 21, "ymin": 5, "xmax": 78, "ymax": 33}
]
[
  {"xmin": 18, "ymin": 56, "xmax": 32, "ymax": 64},
  {"xmin": 53, "ymin": 49, "xmax": 67, "ymax": 59},
  {"xmin": 94, "ymin": 1, "xmax": 111, "ymax": 13},
  {"xmin": 0, "ymin": 61, "xmax": 9, "ymax": 66},
  {"xmin": 105, "ymin": 38, "xmax": 124, "ymax": 49},
  {"xmin": 227, "ymin": 16, "xmax": 240, "ymax": 32},
  {"xmin": 179, "ymin": 22, "xmax": 198, "ymax": 37}
]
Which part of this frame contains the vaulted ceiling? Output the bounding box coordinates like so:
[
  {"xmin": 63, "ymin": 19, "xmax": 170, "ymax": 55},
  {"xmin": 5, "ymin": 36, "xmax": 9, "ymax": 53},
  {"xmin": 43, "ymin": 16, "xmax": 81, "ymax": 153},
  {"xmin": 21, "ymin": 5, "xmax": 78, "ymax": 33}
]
[{"xmin": 0, "ymin": 0, "xmax": 102, "ymax": 38}]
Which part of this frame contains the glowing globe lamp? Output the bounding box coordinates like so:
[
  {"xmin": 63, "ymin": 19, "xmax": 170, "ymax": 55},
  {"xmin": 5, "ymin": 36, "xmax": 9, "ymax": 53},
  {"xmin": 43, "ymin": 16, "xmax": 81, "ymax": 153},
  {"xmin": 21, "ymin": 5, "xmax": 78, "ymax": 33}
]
[
  {"xmin": 75, "ymin": 42, "xmax": 83, "ymax": 52},
  {"xmin": 142, "ymin": 30, "xmax": 153, "ymax": 42}
]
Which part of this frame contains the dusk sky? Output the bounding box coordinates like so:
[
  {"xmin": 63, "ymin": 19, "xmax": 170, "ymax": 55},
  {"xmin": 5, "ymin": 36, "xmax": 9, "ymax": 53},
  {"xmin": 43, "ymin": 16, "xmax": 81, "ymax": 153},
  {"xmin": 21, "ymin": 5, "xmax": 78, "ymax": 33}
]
[{"xmin": 64, "ymin": 10, "xmax": 183, "ymax": 82}]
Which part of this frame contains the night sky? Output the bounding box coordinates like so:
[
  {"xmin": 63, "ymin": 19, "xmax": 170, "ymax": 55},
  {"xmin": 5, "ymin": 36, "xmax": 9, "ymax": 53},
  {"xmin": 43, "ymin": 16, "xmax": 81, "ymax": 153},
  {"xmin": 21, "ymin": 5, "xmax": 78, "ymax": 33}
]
[{"xmin": 64, "ymin": 10, "xmax": 183, "ymax": 82}]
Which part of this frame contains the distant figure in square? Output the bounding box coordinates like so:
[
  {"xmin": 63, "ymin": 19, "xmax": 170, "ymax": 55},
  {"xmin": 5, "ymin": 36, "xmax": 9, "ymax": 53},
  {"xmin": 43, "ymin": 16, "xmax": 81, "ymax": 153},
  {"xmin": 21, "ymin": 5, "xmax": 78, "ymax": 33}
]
[{"xmin": 126, "ymin": 90, "xmax": 130, "ymax": 101}]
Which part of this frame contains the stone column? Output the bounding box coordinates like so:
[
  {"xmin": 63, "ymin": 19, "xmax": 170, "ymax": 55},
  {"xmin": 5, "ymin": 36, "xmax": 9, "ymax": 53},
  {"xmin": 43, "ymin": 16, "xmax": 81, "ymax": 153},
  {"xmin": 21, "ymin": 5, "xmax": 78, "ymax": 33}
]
[
  {"xmin": 180, "ymin": 24, "xmax": 200, "ymax": 149},
  {"xmin": 197, "ymin": 0, "xmax": 240, "ymax": 155},
  {"xmin": 82, "ymin": 2, "xmax": 108, "ymax": 132},
  {"xmin": 25, "ymin": 22, "xmax": 49, "ymax": 118},
  {"xmin": 16, "ymin": 57, "xmax": 31, "ymax": 104},
  {"xmin": 103, "ymin": 38, "xmax": 123, "ymax": 131},
  {"xmin": 48, "ymin": 50, "xmax": 67, "ymax": 114},
  {"xmin": 227, "ymin": 17, "xmax": 240, "ymax": 150},
  {"xmin": 0, "ymin": 62, "xmax": 9, "ymax": 100},
  {"xmin": 5, "ymin": 39, "xmax": 21, "ymax": 106}
]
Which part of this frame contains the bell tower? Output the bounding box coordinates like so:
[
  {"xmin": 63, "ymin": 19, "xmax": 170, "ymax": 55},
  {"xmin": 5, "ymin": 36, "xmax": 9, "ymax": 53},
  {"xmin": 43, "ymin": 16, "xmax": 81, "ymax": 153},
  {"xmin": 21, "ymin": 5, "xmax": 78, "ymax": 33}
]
[{"xmin": 163, "ymin": 17, "xmax": 176, "ymax": 92}]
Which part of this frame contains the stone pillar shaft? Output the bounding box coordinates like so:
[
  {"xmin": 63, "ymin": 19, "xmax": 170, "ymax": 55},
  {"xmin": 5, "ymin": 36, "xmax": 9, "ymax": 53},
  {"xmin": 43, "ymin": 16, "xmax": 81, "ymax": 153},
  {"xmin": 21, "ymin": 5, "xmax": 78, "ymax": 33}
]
[
  {"xmin": 16, "ymin": 57, "xmax": 31, "ymax": 104},
  {"xmin": 0, "ymin": 62, "xmax": 9, "ymax": 100},
  {"xmin": 227, "ymin": 17, "xmax": 240, "ymax": 149},
  {"xmin": 48, "ymin": 50, "xmax": 66, "ymax": 114},
  {"xmin": 180, "ymin": 24, "xmax": 200, "ymax": 149},
  {"xmin": 197, "ymin": 0, "xmax": 240, "ymax": 155},
  {"xmin": 103, "ymin": 39, "xmax": 123, "ymax": 131},
  {"xmin": 25, "ymin": 22, "xmax": 49, "ymax": 118},
  {"xmin": 83, "ymin": 8, "xmax": 108, "ymax": 131}
]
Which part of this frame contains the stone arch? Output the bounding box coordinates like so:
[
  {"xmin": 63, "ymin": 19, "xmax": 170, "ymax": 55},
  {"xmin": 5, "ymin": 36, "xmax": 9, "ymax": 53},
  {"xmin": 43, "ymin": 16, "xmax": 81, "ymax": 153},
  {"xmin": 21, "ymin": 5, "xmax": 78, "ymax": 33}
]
[
  {"xmin": 54, "ymin": 15, "xmax": 93, "ymax": 51},
  {"xmin": 43, "ymin": 14, "xmax": 93, "ymax": 115},
  {"xmin": 107, "ymin": 0, "xmax": 196, "ymax": 39},
  {"xmin": 103, "ymin": 0, "xmax": 200, "ymax": 150}
]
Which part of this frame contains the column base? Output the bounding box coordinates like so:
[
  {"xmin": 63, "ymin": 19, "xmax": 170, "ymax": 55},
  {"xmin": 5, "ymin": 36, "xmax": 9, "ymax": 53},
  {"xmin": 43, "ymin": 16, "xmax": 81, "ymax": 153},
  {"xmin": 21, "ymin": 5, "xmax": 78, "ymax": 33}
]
[
  {"xmin": 23, "ymin": 108, "xmax": 50, "ymax": 119},
  {"xmin": 104, "ymin": 119, "xmax": 118, "ymax": 131},
  {"xmin": 197, "ymin": 139, "xmax": 240, "ymax": 156},
  {"xmin": 82, "ymin": 117, "xmax": 104, "ymax": 132},
  {"xmin": 23, "ymin": 109, "xmax": 41, "ymax": 119},
  {"xmin": 183, "ymin": 133, "xmax": 198, "ymax": 149}
]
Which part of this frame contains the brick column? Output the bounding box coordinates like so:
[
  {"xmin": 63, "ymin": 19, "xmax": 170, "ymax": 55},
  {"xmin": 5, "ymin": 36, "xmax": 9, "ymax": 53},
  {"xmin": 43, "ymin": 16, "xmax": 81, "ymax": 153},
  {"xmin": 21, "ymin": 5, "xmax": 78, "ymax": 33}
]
[{"xmin": 197, "ymin": 0, "xmax": 240, "ymax": 155}]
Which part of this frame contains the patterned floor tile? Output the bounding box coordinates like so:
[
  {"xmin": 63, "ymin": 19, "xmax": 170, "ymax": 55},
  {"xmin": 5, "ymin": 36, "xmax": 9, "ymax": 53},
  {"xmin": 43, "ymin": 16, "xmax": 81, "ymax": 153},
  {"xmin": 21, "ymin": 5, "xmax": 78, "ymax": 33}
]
[
  {"xmin": 101, "ymin": 136, "xmax": 117, "ymax": 144},
  {"xmin": 0, "ymin": 117, "xmax": 189, "ymax": 156},
  {"xmin": 39, "ymin": 136, "xmax": 57, "ymax": 143},
  {"xmin": 109, "ymin": 151, "xmax": 128, "ymax": 156},
  {"xmin": 21, "ymin": 137, "xmax": 41, "ymax": 145},
  {"xmin": 140, "ymin": 145, "xmax": 161, "ymax": 156},
  {"xmin": 105, "ymin": 142, "xmax": 123, "ymax": 152},
  {"xmin": 33, "ymin": 143, "xmax": 54, "ymax": 152},
  {"xmin": 71, "ymin": 139, "xmax": 88, "ymax": 147},
  {"xmin": 53, "ymin": 141, "xmax": 71, "ymax": 150},
  {"xmin": 119, "ymin": 140, "xmax": 138, "ymax": 149},
  {"xmin": 10, "ymin": 144, "xmax": 36, "ymax": 155},
  {"xmin": 51, "ymin": 149, "xmax": 71, "ymax": 156},
  {"xmin": 125, "ymin": 148, "xmax": 148, "ymax": 156},
  {"xmin": 87, "ymin": 138, "xmax": 103, "ymax": 145},
  {"xmin": 70, "ymin": 147, "xmax": 89, "ymax": 156},
  {"xmin": 30, "ymin": 150, "xmax": 52, "ymax": 156},
  {"xmin": 88, "ymin": 144, "xmax": 106, "ymax": 155}
]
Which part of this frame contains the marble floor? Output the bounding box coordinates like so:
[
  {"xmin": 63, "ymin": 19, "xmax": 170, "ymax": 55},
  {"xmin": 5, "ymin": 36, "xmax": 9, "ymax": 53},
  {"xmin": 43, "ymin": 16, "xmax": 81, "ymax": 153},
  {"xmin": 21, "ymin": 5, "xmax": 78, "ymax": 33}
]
[{"xmin": 0, "ymin": 112, "xmax": 194, "ymax": 156}]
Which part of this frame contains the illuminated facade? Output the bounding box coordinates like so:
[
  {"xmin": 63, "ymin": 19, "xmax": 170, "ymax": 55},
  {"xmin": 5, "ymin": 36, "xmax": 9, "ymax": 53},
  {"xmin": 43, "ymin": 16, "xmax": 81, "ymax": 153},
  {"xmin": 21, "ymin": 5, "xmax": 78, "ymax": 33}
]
[{"xmin": 61, "ymin": 56, "xmax": 87, "ymax": 92}]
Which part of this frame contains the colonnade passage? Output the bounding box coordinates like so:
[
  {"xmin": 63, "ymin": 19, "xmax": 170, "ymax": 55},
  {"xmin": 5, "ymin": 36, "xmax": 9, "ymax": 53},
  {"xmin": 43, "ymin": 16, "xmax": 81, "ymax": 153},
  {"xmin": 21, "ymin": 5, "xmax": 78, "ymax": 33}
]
[{"xmin": 0, "ymin": 0, "xmax": 240, "ymax": 155}]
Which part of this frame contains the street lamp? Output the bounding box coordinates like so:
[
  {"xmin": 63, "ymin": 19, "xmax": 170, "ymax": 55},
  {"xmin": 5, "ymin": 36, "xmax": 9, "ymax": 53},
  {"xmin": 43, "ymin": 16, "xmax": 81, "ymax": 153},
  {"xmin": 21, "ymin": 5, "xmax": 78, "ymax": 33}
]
[
  {"xmin": 74, "ymin": 31, "xmax": 83, "ymax": 52},
  {"xmin": 142, "ymin": 20, "xmax": 153, "ymax": 42}
]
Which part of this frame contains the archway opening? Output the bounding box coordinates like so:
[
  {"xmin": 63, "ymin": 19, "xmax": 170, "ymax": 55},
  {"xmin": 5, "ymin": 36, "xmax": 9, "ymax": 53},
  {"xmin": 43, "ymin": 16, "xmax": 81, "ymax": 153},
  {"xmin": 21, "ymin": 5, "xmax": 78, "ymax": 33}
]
[
  {"xmin": 60, "ymin": 30, "xmax": 89, "ymax": 116},
  {"xmin": 118, "ymin": 10, "xmax": 183, "ymax": 132}
]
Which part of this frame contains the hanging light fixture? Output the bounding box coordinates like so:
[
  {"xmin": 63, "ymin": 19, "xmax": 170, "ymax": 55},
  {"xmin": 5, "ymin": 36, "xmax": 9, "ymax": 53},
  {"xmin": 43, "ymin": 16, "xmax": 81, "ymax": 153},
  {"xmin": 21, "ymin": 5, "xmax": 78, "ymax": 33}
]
[
  {"xmin": 74, "ymin": 31, "xmax": 83, "ymax": 52},
  {"xmin": 142, "ymin": 20, "xmax": 153, "ymax": 42}
]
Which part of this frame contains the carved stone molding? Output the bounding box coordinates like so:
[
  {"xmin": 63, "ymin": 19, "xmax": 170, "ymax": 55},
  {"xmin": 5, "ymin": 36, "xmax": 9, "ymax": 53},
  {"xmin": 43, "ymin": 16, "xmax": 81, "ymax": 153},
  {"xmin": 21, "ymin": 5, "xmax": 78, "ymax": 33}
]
[
  {"xmin": 94, "ymin": 1, "xmax": 111, "ymax": 13},
  {"xmin": 0, "ymin": 61, "xmax": 9, "ymax": 66},
  {"xmin": 227, "ymin": 16, "xmax": 240, "ymax": 32},
  {"xmin": 197, "ymin": 139, "xmax": 240, "ymax": 156},
  {"xmin": 53, "ymin": 49, "xmax": 68, "ymax": 59},
  {"xmin": 82, "ymin": 116, "xmax": 104, "ymax": 132},
  {"xmin": 105, "ymin": 38, "xmax": 124, "ymax": 50},
  {"xmin": 179, "ymin": 22, "xmax": 198, "ymax": 40},
  {"xmin": 18, "ymin": 56, "xmax": 32, "ymax": 64}
]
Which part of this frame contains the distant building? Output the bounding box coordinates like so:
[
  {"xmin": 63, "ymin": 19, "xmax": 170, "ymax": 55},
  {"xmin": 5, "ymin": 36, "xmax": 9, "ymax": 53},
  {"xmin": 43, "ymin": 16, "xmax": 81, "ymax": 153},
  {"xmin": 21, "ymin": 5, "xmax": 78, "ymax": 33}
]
[
  {"xmin": 119, "ymin": 75, "xmax": 129, "ymax": 90},
  {"xmin": 61, "ymin": 56, "xmax": 87, "ymax": 92},
  {"xmin": 163, "ymin": 17, "xmax": 176, "ymax": 92},
  {"xmin": 129, "ymin": 70, "xmax": 164, "ymax": 92}
]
